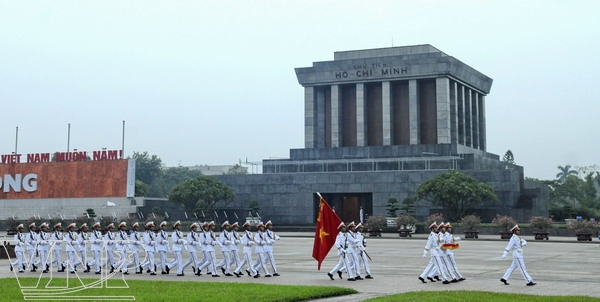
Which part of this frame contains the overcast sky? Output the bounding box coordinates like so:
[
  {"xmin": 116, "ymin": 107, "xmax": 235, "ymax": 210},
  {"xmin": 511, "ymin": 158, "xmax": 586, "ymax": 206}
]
[{"xmin": 1, "ymin": 0, "xmax": 598, "ymax": 180}]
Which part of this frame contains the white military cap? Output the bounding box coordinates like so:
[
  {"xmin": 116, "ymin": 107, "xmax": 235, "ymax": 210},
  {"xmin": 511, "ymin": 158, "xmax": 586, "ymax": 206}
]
[
  {"xmin": 510, "ymin": 224, "xmax": 520, "ymax": 232},
  {"xmin": 67, "ymin": 223, "xmax": 77, "ymax": 229},
  {"xmin": 118, "ymin": 222, "xmax": 127, "ymax": 228},
  {"xmin": 222, "ymin": 221, "xmax": 230, "ymax": 228},
  {"xmin": 160, "ymin": 221, "xmax": 168, "ymax": 227},
  {"xmin": 93, "ymin": 221, "xmax": 101, "ymax": 228},
  {"xmin": 265, "ymin": 220, "xmax": 273, "ymax": 227},
  {"xmin": 106, "ymin": 223, "xmax": 115, "ymax": 229},
  {"xmin": 146, "ymin": 221, "xmax": 155, "ymax": 228},
  {"xmin": 428, "ymin": 222, "xmax": 438, "ymax": 229},
  {"xmin": 17, "ymin": 224, "xmax": 24, "ymax": 229}
]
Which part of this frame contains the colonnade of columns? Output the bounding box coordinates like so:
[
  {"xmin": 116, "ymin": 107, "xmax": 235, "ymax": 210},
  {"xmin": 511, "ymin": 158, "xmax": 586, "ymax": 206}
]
[{"xmin": 304, "ymin": 77, "xmax": 486, "ymax": 151}]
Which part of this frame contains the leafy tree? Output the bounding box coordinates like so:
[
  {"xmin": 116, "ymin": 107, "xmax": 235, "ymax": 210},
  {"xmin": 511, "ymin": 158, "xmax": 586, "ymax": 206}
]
[
  {"xmin": 85, "ymin": 208, "xmax": 97, "ymax": 218},
  {"xmin": 150, "ymin": 166, "xmax": 204, "ymax": 197},
  {"xmin": 385, "ymin": 197, "xmax": 400, "ymax": 217},
  {"xmin": 556, "ymin": 164, "xmax": 578, "ymax": 184},
  {"xmin": 227, "ymin": 164, "xmax": 249, "ymax": 175},
  {"xmin": 401, "ymin": 196, "xmax": 416, "ymax": 215},
  {"xmin": 416, "ymin": 170, "xmax": 497, "ymax": 221},
  {"xmin": 135, "ymin": 180, "xmax": 149, "ymax": 197},
  {"xmin": 502, "ymin": 150, "xmax": 515, "ymax": 164},
  {"xmin": 248, "ymin": 199, "xmax": 261, "ymax": 212},
  {"xmin": 131, "ymin": 151, "xmax": 163, "ymax": 185},
  {"xmin": 168, "ymin": 176, "xmax": 235, "ymax": 215}
]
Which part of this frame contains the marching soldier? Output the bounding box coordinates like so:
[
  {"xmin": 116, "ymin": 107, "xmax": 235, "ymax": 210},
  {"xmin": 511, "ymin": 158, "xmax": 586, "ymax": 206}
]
[
  {"xmin": 156, "ymin": 221, "xmax": 171, "ymax": 274},
  {"xmin": 262, "ymin": 220, "xmax": 280, "ymax": 276},
  {"xmin": 128, "ymin": 222, "xmax": 143, "ymax": 274},
  {"xmin": 168, "ymin": 220, "xmax": 186, "ymax": 276},
  {"xmin": 35, "ymin": 222, "xmax": 50, "ymax": 273},
  {"xmin": 344, "ymin": 222, "xmax": 362, "ymax": 280},
  {"xmin": 11, "ymin": 224, "xmax": 26, "ymax": 273},
  {"xmin": 233, "ymin": 221, "xmax": 258, "ymax": 278},
  {"xmin": 355, "ymin": 223, "xmax": 372, "ymax": 279},
  {"xmin": 89, "ymin": 222, "xmax": 104, "ymax": 274},
  {"xmin": 500, "ymin": 225, "xmax": 536, "ymax": 286},
  {"xmin": 252, "ymin": 222, "xmax": 271, "ymax": 277},
  {"xmin": 327, "ymin": 222, "xmax": 356, "ymax": 281},
  {"xmin": 141, "ymin": 221, "xmax": 157, "ymax": 275},
  {"xmin": 216, "ymin": 221, "xmax": 234, "ymax": 276},
  {"xmin": 64, "ymin": 223, "xmax": 79, "ymax": 273},
  {"xmin": 181, "ymin": 222, "xmax": 201, "ymax": 275},
  {"xmin": 436, "ymin": 223, "xmax": 458, "ymax": 282},
  {"xmin": 50, "ymin": 222, "xmax": 66, "ymax": 272},
  {"xmin": 103, "ymin": 223, "xmax": 116, "ymax": 273},
  {"xmin": 78, "ymin": 223, "xmax": 90, "ymax": 273},
  {"xmin": 26, "ymin": 223, "xmax": 38, "ymax": 272},
  {"xmin": 442, "ymin": 222, "xmax": 464, "ymax": 281},
  {"xmin": 229, "ymin": 222, "xmax": 242, "ymax": 274},
  {"xmin": 419, "ymin": 222, "xmax": 450, "ymax": 284},
  {"xmin": 114, "ymin": 222, "xmax": 130, "ymax": 275},
  {"xmin": 198, "ymin": 221, "xmax": 219, "ymax": 277}
]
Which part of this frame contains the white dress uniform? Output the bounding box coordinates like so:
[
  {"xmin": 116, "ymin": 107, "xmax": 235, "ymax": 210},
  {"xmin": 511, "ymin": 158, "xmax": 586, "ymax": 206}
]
[
  {"xmin": 64, "ymin": 224, "xmax": 79, "ymax": 273},
  {"xmin": 34, "ymin": 223, "xmax": 50, "ymax": 273},
  {"xmin": 114, "ymin": 223, "xmax": 130, "ymax": 274},
  {"xmin": 328, "ymin": 223, "xmax": 356, "ymax": 280},
  {"xmin": 168, "ymin": 221, "xmax": 186, "ymax": 276},
  {"xmin": 252, "ymin": 224, "xmax": 271, "ymax": 277},
  {"xmin": 501, "ymin": 225, "xmax": 536, "ymax": 286},
  {"xmin": 262, "ymin": 221, "xmax": 280, "ymax": 276},
  {"xmin": 128, "ymin": 223, "xmax": 143, "ymax": 273},
  {"xmin": 215, "ymin": 221, "xmax": 233, "ymax": 276},
  {"xmin": 233, "ymin": 222, "xmax": 258, "ymax": 278},
  {"xmin": 442, "ymin": 224, "xmax": 464, "ymax": 281},
  {"xmin": 103, "ymin": 224, "xmax": 116, "ymax": 273},
  {"xmin": 141, "ymin": 222, "xmax": 157, "ymax": 275},
  {"xmin": 11, "ymin": 225, "xmax": 26, "ymax": 272},
  {"xmin": 355, "ymin": 225, "xmax": 372, "ymax": 278},
  {"xmin": 435, "ymin": 224, "xmax": 457, "ymax": 281},
  {"xmin": 88, "ymin": 223, "xmax": 104, "ymax": 273},
  {"xmin": 180, "ymin": 223, "xmax": 201, "ymax": 275},
  {"xmin": 156, "ymin": 222, "xmax": 171, "ymax": 274},
  {"xmin": 419, "ymin": 223, "xmax": 451, "ymax": 284},
  {"xmin": 197, "ymin": 222, "xmax": 219, "ymax": 277},
  {"xmin": 49, "ymin": 223, "xmax": 66, "ymax": 272},
  {"xmin": 229, "ymin": 223, "xmax": 242, "ymax": 273},
  {"xmin": 77, "ymin": 225, "xmax": 90, "ymax": 272},
  {"xmin": 25, "ymin": 224, "xmax": 38, "ymax": 271}
]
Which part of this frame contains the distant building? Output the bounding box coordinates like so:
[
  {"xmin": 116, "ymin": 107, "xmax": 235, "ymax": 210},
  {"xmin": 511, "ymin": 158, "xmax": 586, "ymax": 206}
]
[
  {"xmin": 184, "ymin": 164, "xmax": 247, "ymax": 176},
  {"xmin": 217, "ymin": 45, "xmax": 548, "ymax": 224}
]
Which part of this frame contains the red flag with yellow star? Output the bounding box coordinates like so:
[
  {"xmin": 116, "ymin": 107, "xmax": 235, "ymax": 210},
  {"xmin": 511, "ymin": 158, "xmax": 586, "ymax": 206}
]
[{"xmin": 312, "ymin": 193, "xmax": 342, "ymax": 270}]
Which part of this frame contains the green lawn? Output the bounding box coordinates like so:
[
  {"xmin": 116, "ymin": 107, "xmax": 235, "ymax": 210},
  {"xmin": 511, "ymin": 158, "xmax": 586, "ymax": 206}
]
[
  {"xmin": 5, "ymin": 277, "xmax": 357, "ymax": 302},
  {"xmin": 366, "ymin": 291, "xmax": 600, "ymax": 302}
]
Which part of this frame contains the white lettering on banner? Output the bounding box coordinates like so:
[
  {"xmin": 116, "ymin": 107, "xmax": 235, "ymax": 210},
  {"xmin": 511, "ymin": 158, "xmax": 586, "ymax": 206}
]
[{"xmin": 0, "ymin": 173, "xmax": 38, "ymax": 193}]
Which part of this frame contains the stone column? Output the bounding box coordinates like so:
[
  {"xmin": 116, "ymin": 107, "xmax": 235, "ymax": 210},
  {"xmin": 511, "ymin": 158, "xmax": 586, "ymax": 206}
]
[
  {"xmin": 315, "ymin": 87, "xmax": 326, "ymax": 148},
  {"xmin": 450, "ymin": 81, "xmax": 458, "ymax": 144},
  {"xmin": 479, "ymin": 95, "xmax": 487, "ymax": 151},
  {"xmin": 436, "ymin": 77, "xmax": 451, "ymax": 144},
  {"xmin": 472, "ymin": 92, "xmax": 480, "ymax": 149},
  {"xmin": 382, "ymin": 81, "xmax": 392, "ymax": 145},
  {"xmin": 408, "ymin": 80, "xmax": 419, "ymax": 145},
  {"xmin": 304, "ymin": 86, "xmax": 315, "ymax": 148},
  {"xmin": 331, "ymin": 85, "xmax": 342, "ymax": 148},
  {"xmin": 356, "ymin": 83, "xmax": 366, "ymax": 146},
  {"xmin": 465, "ymin": 88, "xmax": 473, "ymax": 147}
]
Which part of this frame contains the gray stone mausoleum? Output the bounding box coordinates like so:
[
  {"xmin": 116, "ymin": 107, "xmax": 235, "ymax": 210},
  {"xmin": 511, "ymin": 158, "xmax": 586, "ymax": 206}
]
[{"xmin": 217, "ymin": 45, "xmax": 548, "ymax": 225}]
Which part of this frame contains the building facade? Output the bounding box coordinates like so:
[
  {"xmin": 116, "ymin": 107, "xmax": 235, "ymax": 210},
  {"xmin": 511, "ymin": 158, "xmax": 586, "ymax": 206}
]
[{"xmin": 217, "ymin": 45, "xmax": 548, "ymax": 225}]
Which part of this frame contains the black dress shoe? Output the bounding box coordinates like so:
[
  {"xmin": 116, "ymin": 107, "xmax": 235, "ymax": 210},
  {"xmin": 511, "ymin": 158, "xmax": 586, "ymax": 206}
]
[
  {"xmin": 434, "ymin": 276, "xmax": 441, "ymax": 281},
  {"xmin": 146, "ymin": 269, "xmax": 151, "ymax": 273},
  {"xmin": 161, "ymin": 271, "xmax": 168, "ymax": 275},
  {"xmin": 221, "ymin": 267, "xmax": 226, "ymax": 274},
  {"xmin": 86, "ymin": 264, "xmax": 90, "ymax": 272},
  {"xmin": 110, "ymin": 265, "xmax": 114, "ymax": 273},
  {"xmin": 337, "ymin": 270, "xmax": 343, "ymax": 279},
  {"xmin": 253, "ymin": 274, "xmax": 260, "ymax": 278},
  {"xmin": 418, "ymin": 277, "xmax": 426, "ymax": 283},
  {"xmin": 500, "ymin": 278, "xmax": 509, "ymax": 285},
  {"xmin": 123, "ymin": 272, "xmax": 129, "ymax": 275},
  {"xmin": 177, "ymin": 273, "xmax": 184, "ymax": 276},
  {"xmin": 58, "ymin": 269, "xmax": 65, "ymax": 273},
  {"xmin": 427, "ymin": 277, "xmax": 436, "ymax": 282},
  {"xmin": 225, "ymin": 273, "xmax": 233, "ymax": 276},
  {"xmin": 195, "ymin": 269, "xmax": 201, "ymax": 276},
  {"xmin": 355, "ymin": 276, "xmax": 363, "ymax": 280},
  {"xmin": 70, "ymin": 271, "xmax": 76, "ymax": 274},
  {"xmin": 212, "ymin": 274, "xmax": 220, "ymax": 277},
  {"xmin": 165, "ymin": 266, "xmax": 170, "ymax": 274},
  {"xmin": 10, "ymin": 265, "xmax": 13, "ymax": 272},
  {"xmin": 234, "ymin": 272, "xmax": 241, "ymax": 277},
  {"xmin": 451, "ymin": 279, "xmax": 458, "ymax": 283},
  {"xmin": 442, "ymin": 280, "xmax": 450, "ymax": 284},
  {"xmin": 365, "ymin": 275, "xmax": 373, "ymax": 279},
  {"xmin": 459, "ymin": 277, "xmax": 465, "ymax": 281},
  {"xmin": 273, "ymin": 273, "xmax": 280, "ymax": 276},
  {"xmin": 526, "ymin": 281, "xmax": 537, "ymax": 286},
  {"xmin": 135, "ymin": 271, "xmax": 142, "ymax": 274},
  {"xmin": 95, "ymin": 271, "xmax": 101, "ymax": 274},
  {"xmin": 347, "ymin": 278, "xmax": 355, "ymax": 281},
  {"xmin": 43, "ymin": 270, "xmax": 48, "ymax": 273},
  {"xmin": 150, "ymin": 272, "xmax": 156, "ymax": 276},
  {"xmin": 328, "ymin": 273, "xmax": 334, "ymax": 280},
  {"xmin": 246, "ymin": 269, "xmax": 251, "ymax": 276}
]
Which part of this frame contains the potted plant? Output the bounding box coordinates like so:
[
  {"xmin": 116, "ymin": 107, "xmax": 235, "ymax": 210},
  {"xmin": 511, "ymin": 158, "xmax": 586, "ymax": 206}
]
[
  {"xmin": 567, "ymin": 219, "xmax": 599, "ymax": 241},
  {"xmin": 396, "ymin": 214, "xmax": 417, "ymax": 237},
  {"xmin": 529, "ymin": 216, "xmax": 553, "ymax": 240},
  {"xmin": 365, "ymin": 215, "xmax": 386, "ymax": 237},
  {"xmin": 460, "ymin": 214, "xmax": 481, "ymax": 239},
  {"xmin": 424, "ymin": 213, "xmax": 444, "ymax": 228},
  {"xmin": 492, "ymin": 214, "xmax": 516, "ymax": 239}
]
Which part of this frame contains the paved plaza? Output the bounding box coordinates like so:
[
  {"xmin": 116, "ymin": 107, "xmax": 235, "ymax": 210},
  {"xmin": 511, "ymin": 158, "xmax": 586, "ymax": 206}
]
[{"xmin": 1, "ymin": 233, "xmax": 599, "ymax": 301}]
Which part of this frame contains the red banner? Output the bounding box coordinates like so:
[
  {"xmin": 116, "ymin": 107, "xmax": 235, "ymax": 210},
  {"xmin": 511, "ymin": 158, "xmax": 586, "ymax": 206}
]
[{"xmin": 312, "ymin": 194, "xmax": 342, "ymax": 270}]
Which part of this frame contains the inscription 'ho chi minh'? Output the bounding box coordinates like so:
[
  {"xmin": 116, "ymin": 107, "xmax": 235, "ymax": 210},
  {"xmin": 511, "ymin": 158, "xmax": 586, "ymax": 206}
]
[{"xmin": 334, "ymin": 66, "xmax": 409, "ymax": 80}]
